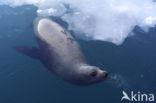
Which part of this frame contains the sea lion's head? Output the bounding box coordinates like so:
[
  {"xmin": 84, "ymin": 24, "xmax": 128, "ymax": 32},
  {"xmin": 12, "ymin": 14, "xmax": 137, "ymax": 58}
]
[{"xmin": 71, "ymin": 64, "xmax": 108, "ymax": 85}]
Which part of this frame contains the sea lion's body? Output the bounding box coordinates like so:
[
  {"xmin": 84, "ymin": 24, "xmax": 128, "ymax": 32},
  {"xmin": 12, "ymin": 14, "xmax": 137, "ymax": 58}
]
[
  {"xmin": 35, "ymin": 18, "xmax": 87, "ymax": 82},
  {"xmin": 14, "ymin": 17, "xmax": 108, "ymax": 85}
]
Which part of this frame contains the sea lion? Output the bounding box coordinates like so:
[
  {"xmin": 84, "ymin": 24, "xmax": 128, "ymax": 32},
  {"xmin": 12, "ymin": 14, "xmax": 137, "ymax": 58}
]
[{"xmin": 14, "ymin": 17, "xmax": 108, "ymax": 85}]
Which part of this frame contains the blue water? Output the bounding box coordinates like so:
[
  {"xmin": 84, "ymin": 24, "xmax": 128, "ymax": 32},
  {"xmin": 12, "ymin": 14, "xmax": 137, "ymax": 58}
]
[{"xmin": 0, "ymin": 5, "xmax": 156, "ymax": 103}]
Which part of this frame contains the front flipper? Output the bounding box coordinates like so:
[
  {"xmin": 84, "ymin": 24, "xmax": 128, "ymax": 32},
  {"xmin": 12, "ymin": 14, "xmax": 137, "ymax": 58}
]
[{"xmin": 13, "ymin": 46, "xmax": 41, "ymax": 60}]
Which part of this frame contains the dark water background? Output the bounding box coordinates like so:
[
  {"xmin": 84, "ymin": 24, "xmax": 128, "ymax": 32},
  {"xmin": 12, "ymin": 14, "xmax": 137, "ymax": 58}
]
[{"xmin": 0, "ymin": 5, "xmax": 156, "ymax": 103}]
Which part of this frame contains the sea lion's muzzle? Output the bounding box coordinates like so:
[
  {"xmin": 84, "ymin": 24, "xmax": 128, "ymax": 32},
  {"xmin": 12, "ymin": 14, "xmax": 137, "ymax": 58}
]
[{"xmin": 101, "ymin": 71, "xmax": 108, "ymax": 79}]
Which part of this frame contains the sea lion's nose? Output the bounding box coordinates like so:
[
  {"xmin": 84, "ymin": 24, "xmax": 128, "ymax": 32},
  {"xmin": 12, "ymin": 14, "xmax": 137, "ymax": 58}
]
[{"xmin": 101, "ymin": 71, "xmax": 108, "ymax": 79}]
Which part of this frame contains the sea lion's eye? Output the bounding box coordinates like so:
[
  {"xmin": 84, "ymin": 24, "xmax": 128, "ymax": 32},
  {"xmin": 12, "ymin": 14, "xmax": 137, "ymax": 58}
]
[{"xmin": 90, "ymin": 71, "xmax": 97, "ymax": 77}]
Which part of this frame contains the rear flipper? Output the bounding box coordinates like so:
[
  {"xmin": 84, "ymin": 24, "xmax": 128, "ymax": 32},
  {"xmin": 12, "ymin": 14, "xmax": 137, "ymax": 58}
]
[{"xmin": 13, "ymin": 46, "xmax": 41, "ymax": 59}]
